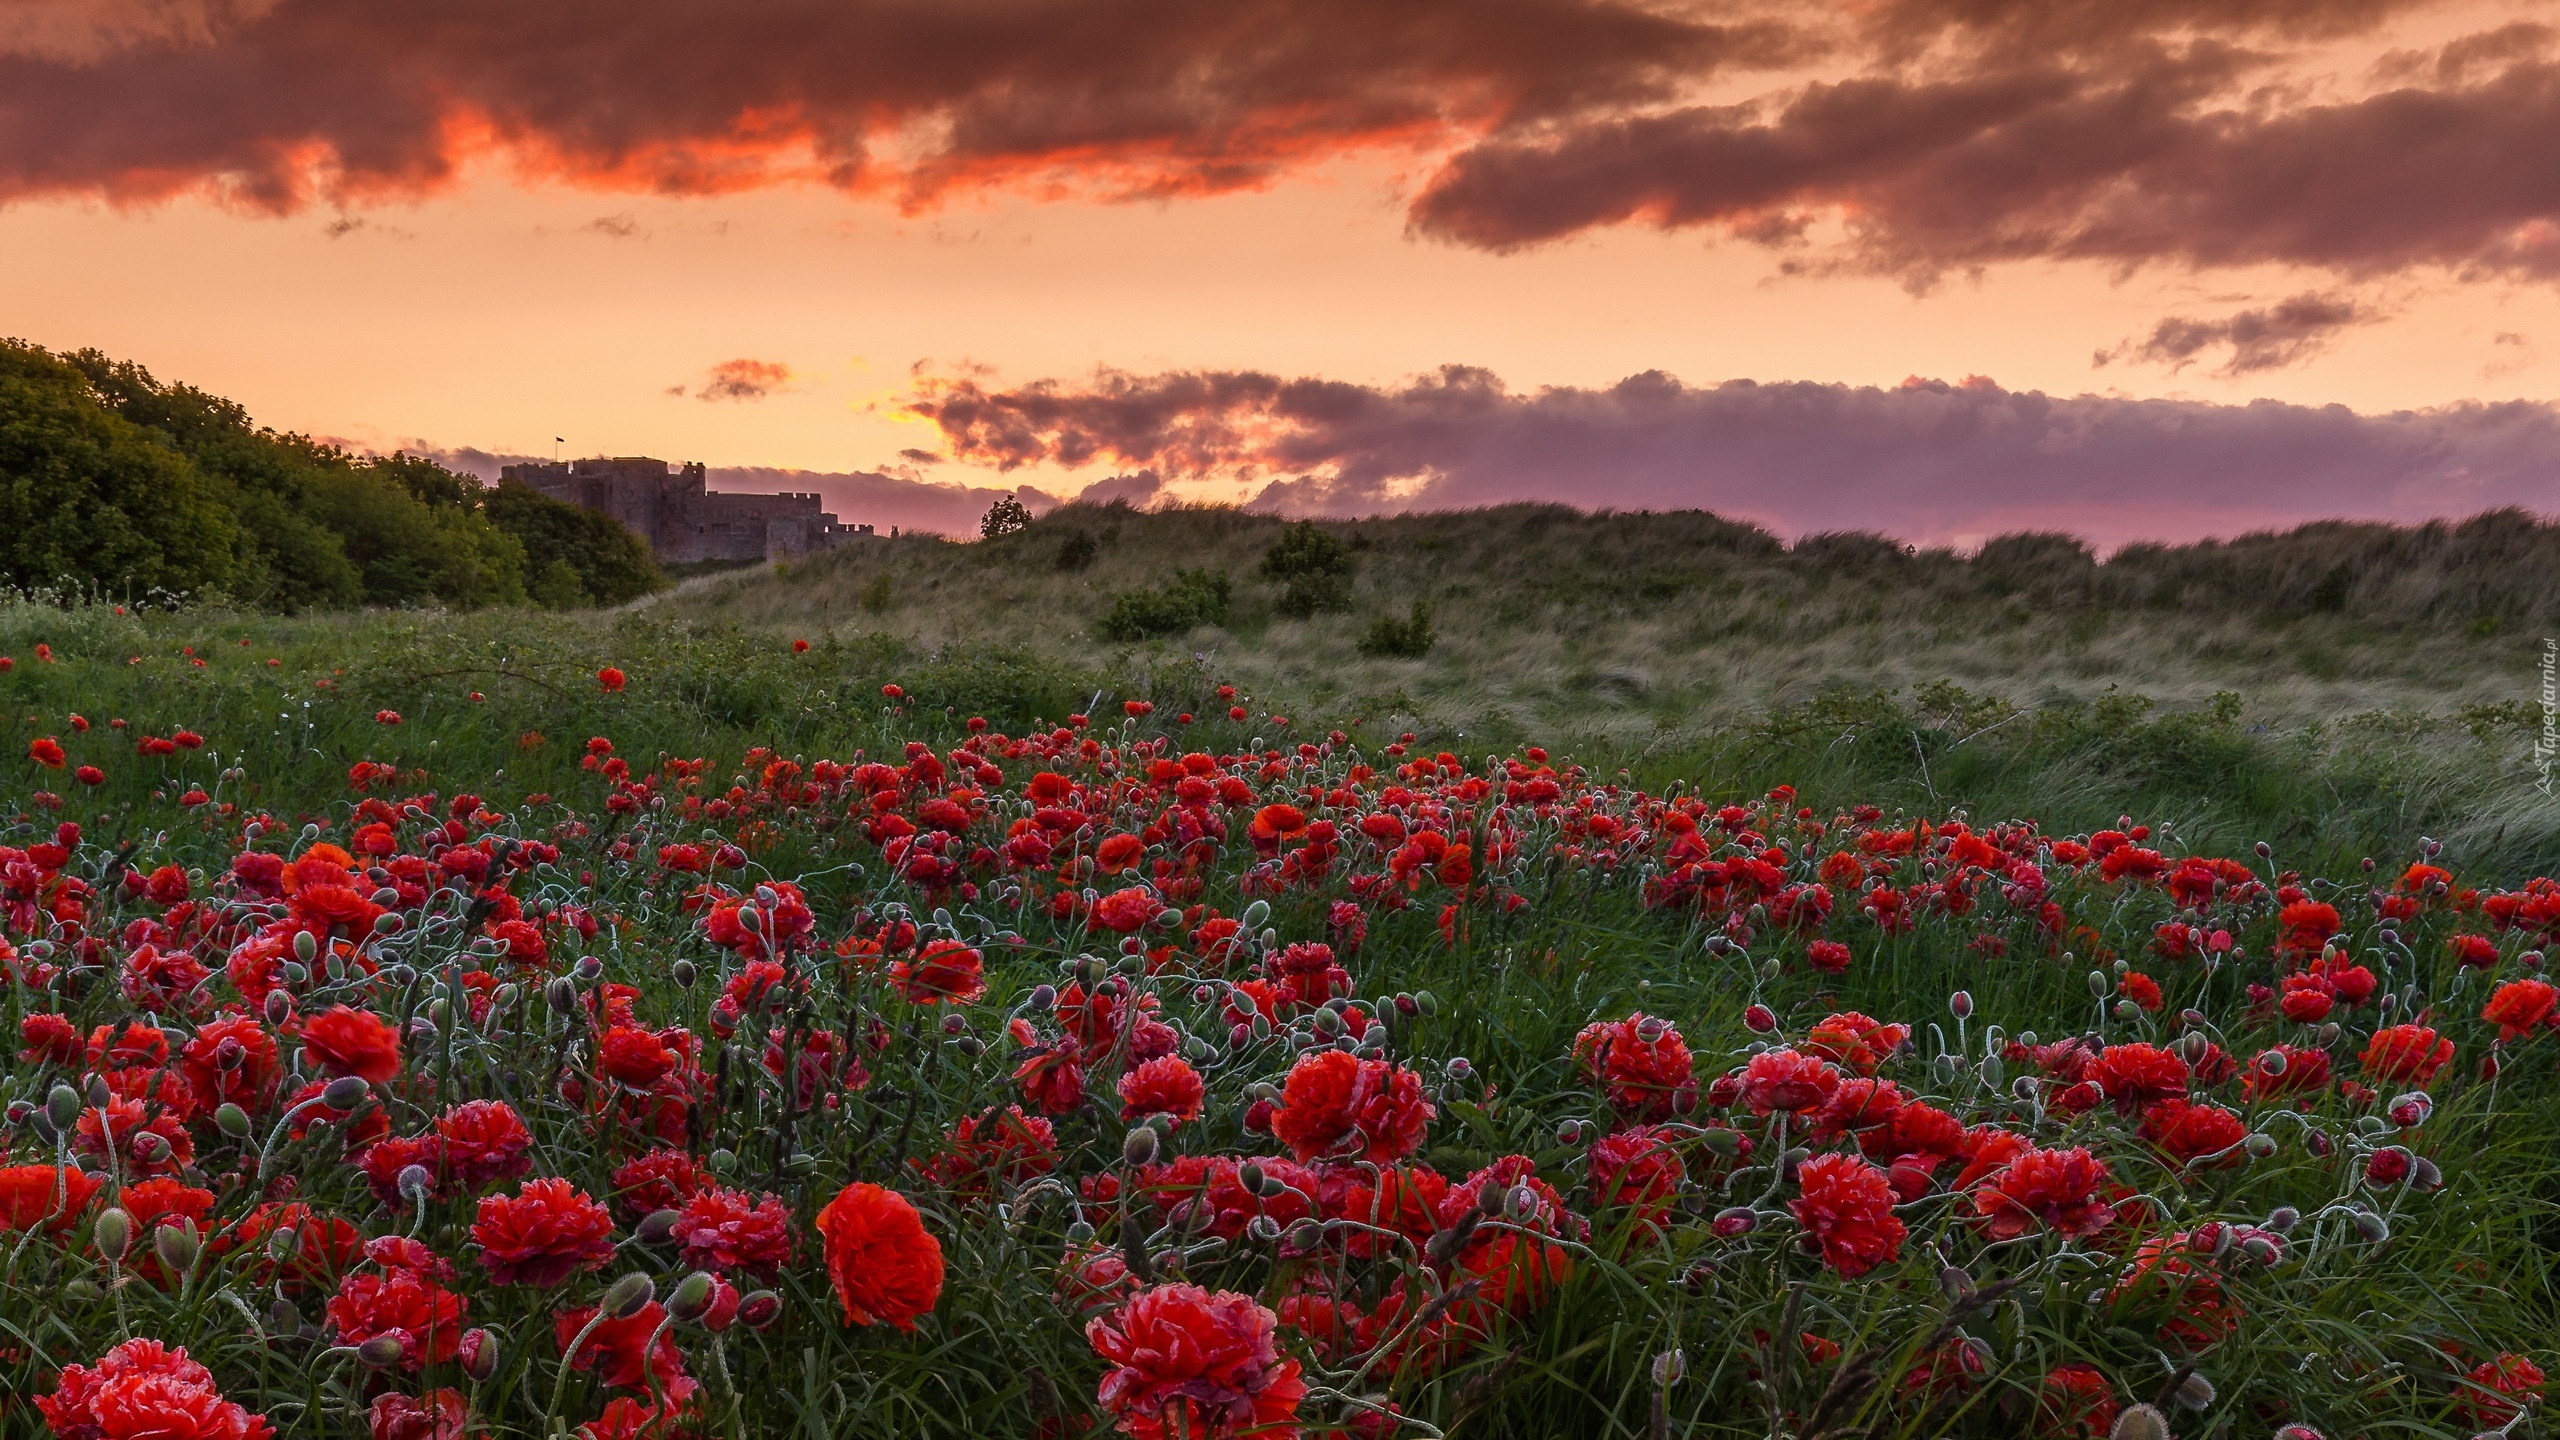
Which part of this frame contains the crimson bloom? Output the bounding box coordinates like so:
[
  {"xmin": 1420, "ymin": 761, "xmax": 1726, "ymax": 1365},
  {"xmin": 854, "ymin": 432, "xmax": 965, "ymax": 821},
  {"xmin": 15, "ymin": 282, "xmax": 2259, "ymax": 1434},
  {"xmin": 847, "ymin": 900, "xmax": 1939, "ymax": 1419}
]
[
  {"xmin": 36, "ymin": 1339, "xmax": 273, "ymax": 1440},
  {"xmin": 669, "ymin": 1187, "xmax": 796, "ymax": 1279},
  {"xmin": 1088, "ymin": 1284, "xmax": 1307, "ymax": 1440},
  {"xmin": 299, "ymin": 1005, "xmax": 403, "ymax": 1085},
  {"xmin": 1572, "ymin": 1013, "xmax": 1697, "ymax": 1121},
  {"xmin": 2360, "ymin": 1025, "xmax": 2454, "ymax": 1087},
  {"xmin": 1268, "ymin": 1050, "xmax": 1434, "ymax": 1164},
  {"xmin": 815, "ymin": 1182, "xmax": 944, "ymax": 1330},
  {"xmin": 1791, "ymin": 1152, "xmax": 1906, "ymax": 1278},
  {"xmin": 1973, "ymin": 1146, "xmax": 2115, "ymax": 1241},
  {"xmin": 889, "ymin": 939, "xmax": 986, "ymax": 1005},
  {"xmin": 473, "ymin": 1178, "xmax": 616, "ymax": 1285},
  {"xmin": 1118, "ymin": 1055, "xmax": 1207, "ymax": 1127}
]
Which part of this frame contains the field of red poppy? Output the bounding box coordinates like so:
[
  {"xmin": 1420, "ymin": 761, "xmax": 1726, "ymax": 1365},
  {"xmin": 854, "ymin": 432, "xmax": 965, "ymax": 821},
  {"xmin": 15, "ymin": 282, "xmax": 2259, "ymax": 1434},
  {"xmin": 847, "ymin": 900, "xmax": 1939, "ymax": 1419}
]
[{"xmin": 1, "ymin": 597, "xmax": 2555, "ymax": 1440}]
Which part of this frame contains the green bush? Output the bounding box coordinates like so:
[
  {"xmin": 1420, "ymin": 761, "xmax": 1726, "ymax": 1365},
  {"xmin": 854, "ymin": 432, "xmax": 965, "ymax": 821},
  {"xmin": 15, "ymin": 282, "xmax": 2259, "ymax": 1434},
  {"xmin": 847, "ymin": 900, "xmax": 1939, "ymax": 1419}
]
[
  {"xmin": 481, "ymin": 479, "xmax": 663, "ymax": 606},
  {"xmin": 1263, "ymin": 520, "xmax": 1354, "ymax": 616},
  {"xmin": 1098, "ymin": 567, "xmax": 1231, "ymax": 640},
  {"xmin": 1055, "ymin": 530, "xmax": 1099, "ymax": 572},
  {"xmin": 1357, "ymin": 599, "xmax": 1435, "ymax": 657}
]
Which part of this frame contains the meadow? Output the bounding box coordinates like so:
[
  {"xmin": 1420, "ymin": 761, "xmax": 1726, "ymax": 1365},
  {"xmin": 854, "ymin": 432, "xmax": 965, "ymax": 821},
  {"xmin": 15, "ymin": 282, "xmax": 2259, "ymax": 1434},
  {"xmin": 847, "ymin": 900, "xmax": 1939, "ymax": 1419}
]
[{"xmin": 0, "ymin": 585, "xmax": 2554, "ymax": 1440}]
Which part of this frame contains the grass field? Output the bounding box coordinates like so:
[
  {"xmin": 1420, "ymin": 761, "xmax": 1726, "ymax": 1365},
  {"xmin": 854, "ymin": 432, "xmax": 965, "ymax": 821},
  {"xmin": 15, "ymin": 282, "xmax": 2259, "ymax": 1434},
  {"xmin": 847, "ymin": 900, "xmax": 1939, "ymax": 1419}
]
[{"xmin": 0, "ymin": 583, "xmax": 2555, "ymax": 1439}]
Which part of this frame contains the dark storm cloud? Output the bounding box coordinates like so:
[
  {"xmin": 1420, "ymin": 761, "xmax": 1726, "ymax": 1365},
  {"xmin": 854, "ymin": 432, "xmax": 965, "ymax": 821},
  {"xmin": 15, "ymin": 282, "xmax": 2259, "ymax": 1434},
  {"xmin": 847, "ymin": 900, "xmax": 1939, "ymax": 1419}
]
[{"xmin": 2098, "ymin": 291, "xmax": 2377, "ymax": 374}]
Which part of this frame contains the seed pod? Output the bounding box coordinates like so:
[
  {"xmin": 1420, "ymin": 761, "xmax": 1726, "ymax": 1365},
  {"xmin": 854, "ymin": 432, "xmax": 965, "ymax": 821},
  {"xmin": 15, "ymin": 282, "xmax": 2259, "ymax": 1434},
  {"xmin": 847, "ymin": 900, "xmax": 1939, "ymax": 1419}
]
[
  {"xmin": 601, "ymin": 1272, "xmax": 655, "ymax": 1320},
  {"xmin": 93, "ymin": 1207, "xmax": 133, "ymax": 1259}
]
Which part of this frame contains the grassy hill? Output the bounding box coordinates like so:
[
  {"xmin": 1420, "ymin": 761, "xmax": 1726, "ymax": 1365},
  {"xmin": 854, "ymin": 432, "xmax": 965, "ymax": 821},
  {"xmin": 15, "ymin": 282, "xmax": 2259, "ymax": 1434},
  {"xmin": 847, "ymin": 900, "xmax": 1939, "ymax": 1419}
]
[{"xmin": 662, "ymin": 501, "xmax": 2550, "ymax": 745}]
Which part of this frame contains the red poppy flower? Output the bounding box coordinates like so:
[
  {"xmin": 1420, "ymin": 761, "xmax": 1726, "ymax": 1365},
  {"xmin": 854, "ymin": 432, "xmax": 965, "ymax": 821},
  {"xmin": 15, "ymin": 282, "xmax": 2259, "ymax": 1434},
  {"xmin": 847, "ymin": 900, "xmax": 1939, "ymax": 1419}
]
[
  {"xmin": 327, "ymin": 1269, "xmax": 467, "ymax": 1369},
  {"xmin": 1268, "ymin": 1050, "xmax": 1434, "ymax": 1164},
  {"xmin": 368, "ymin": 1390, "xmax": 467, "ymax": 1440},
  {"xmin": 609, "ymin": 1150, "xmax": 709, "ymax": 1223},
  {"xmin": 555, "ymin": 1303, "xmax": 692, "ymax": 1393},
  {"xmin": 1739, "ymin": 1048, "xmax": 1841, "ymax": 1115},
  {"xmin": 27, "ymin": 736, "xmax": 64, "ymax": 768},
  {"xmin": 598, "ymin": 1026, "xmax": 679, "ymax": 1087},
  {"xmin": 1572, "ymin": 1013, "xmax": 1698, "ymax": 1121},
  {"xmin": 890, "ymin": 939, "xmax": 986, "ymax": 1005},
  {"xmin": 1088, "ymin": 1283, "xmax": 1307, "ymax": 1440},
  {"xmin": 597, "ymin": 667, "xmax": 627, "ymax": 692},
  {"xmin": 2360, "ymin": 1024, "xmax": 2454, "ymax": 1086},
  {"xmin": 2456, "ymin": 1353, "xmax": 2546, "ymax": 1426},
  {"xmin": 74, "ymin": 764, "xmax": 105, "ymax": 786},
  {"xmin": 472, "ymin": 1178, "xmax": 617, "ymax": 1286},
  {"xmin": 299, "ymin": 1005, "xmax": 403, "ymax": 1085},
  {"xmin": 2033, "ymin": 1363, "xmax": 2119, "ymax": 1438},
  {"xmin": 815, "ymin": 1182, "xmax": 944, "ymax": 1330},
  {"xmin": 434, "ymin": 1100, "xmax": 534, "ymax": 1190},
  {"xmin": 1117, "ymin": 1055, "xmax": 1206, "ymax": 1127},
  {"xmin": 2482, "ymin": 977, "xmax": 2560, "ymax": 1041},
  {"xmin": 36, "ymin": 1339, "xmax": 274, "ymax": 1440},
  {"xmin": 1790, "ymin": 1152, "xmax": 1906, "ymax": 1278},
  {"xmin": 2089, "ymin": 1043, "xmax": 2190, "ymax": 1113},
  {"xmin": 1804, "ymin": 1012, "xmax": 1909, "ymax": 1077},
  {"xmin": 2139, "ymin": 1099, "xmax": 2248, "ymax": 1169},
  {"xmin": 1973, "ymin": 1146, "xmax": 2115, "ymax": 1241},
  {"xmin": 669, "ymin": 1187, "xmax": 796, "ymax": 1279}
]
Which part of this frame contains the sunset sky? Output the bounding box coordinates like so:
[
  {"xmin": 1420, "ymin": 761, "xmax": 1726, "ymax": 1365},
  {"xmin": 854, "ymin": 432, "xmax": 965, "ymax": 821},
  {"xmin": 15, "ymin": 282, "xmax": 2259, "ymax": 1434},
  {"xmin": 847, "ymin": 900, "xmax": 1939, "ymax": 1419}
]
[{"xmin": 10, "ymin": 0, "xmax": 2560, "ymax": 544}]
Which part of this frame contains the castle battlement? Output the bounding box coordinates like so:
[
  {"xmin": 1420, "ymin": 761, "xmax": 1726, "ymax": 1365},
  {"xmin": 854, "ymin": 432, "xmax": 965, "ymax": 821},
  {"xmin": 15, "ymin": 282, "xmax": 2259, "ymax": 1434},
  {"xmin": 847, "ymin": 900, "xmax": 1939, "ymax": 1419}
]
[{"xmin": 498, "ymin": 457, "xmax": 873, "ymax": 564}]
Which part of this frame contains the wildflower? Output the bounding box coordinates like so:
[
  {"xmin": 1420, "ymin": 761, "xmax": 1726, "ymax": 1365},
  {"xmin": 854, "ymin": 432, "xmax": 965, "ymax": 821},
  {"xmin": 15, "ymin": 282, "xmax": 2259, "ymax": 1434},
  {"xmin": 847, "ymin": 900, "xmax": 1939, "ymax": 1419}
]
[
  {"xmin": 1790, "ymin": 1152, "xmax": 1905, "ymax": 1277},
  {"xmin": 36, "ymin": 1339, "xmax": 274, "ymax": 1440},
  {"xmin": 1739, "ymin": 1048, "xmax": 1841, "ymax": 1115},
  {"xmin": 597, "ymin": 667, "xmax": 627, "ymax": 692},
  {"xmin": 1804, "ymin": 1012, "xmax": 1909, "ymax": 1076},
  {"xmin": 2359, "ymin": 1025, "xmax": 2454, "ymax": 1086},
  {"xmin": 2090, "ymin": 1043, "xmax": 2190, "ymax": 1113},
  {"xmin": 1118, "ymin": 1055, "xmax": 1207, "ymax": 1127},
  {"xmin": 299, "ymin": 1005, "xmax": 403, "ymax": 1085},
  {"xmin": 1974, "ymin": 1146, "xmax": 2115, "ymax": 1240},
  {"xmin": 368, "ymin": 1390, "xmax": 468, "ymax": 1440},
  {"xmin": 327, "ymin": 1269, "xmax": 467, "ymax": 1369},
  {"xmin": 815, "ymin": 1182, "xmax": 943, "ymax": 1330},
  {"xmin": 553, "ymin": 1303, "xmax": 690, "ymax": 1393},
  {"xmin": 1572, "ymin": 1013, "xmax": 1698, "ymax": 1121},
  {"xmin": 28, "ymin": 737, "xmax": 64, "ymax": 768},
  {"xmin": 2482, "ymin": 977, "xmax": 2560, "ymax": 1041},
  {"xmin": 890, "ymin": 939, "xmax": 986, "ymax": 1005},
  {"xmin": 473, "ymin": 1178, "xmax": 617, "ymax": 1285},
  {"xmin": 1268, "ymin": 1050, "xmax": 1434, "ymax": 1163},
  {"xmin": 2456, "ymin": 1353, "xmax": 2546, "ymax": 1426},
  {"xmin": 1088, "ymin": 1284, "xmax": 1307, "ymax": 1440},
  {"xmin": 434, "ymin": 1100, "xmax": 534, "ymax": 1190},
  {"xmin": 669, "ymin": 1188, "xmax": 796, "ymax": 1280},
  {"xmin": 2140, "ymin": 1099, "xmax": 2248, "ymax": 1169},
  {"xmin": 2033, "ymin": 1364, "xmax": 2119, "ymax": 1438}
]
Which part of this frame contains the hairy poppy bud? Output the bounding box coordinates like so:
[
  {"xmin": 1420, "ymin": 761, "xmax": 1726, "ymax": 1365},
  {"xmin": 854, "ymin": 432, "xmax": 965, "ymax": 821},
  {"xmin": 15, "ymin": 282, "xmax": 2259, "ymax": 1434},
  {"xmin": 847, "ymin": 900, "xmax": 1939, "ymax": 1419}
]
[
  {"xmin": 321, "ymin": 1075, "xmax": 371, "ymax": 1111},
  {"xmin": 2086, "ymin": 970, "xmax": 2109, "ymax": 998},
  {"xmin": 458, "ymin": 1328, "xmax": 499, "ymax": 1382},
  {"xmin": 93, "ymin": 1207, "xmax": 132, "ymax": 1259},
  {"xmin": 1246, "ymin": 1215, "xmax": 1284, "ymax": 1243},
  {"xmin": 637, "ymin": 1209, "xmax": 681, "ymax": 1246},
  {"xmin": 292, "ymin": 930, "xmax": 318, "ymax": 963},
  {"xmin": 2272, "ymin": 1427, "xmax": 2326, "ymax": 1440},
  {"xmin": 706, "ymin": 1149, "xmax": 737, "ymax": 1176},
  {"xmin": 1237, "ymin": 1161, "xmax": 1264, "ymax": 1194},
  {"xmin": 154, "ymin": 1220, "xmax": 201, "ymax": 1277},
  {"xmin": 601, "ymin": 1272, "xmax": 655, "ymax": 1320},
  {"xmin": 741, "ymin": 1291, "xmax": 785, "ymax": 1330},
  {"xmin": 1556, "ymin": 1119, "xmax": 1585, "ymax": 1146},
  {"xmin": 666, "ymin": 1270, "xmax": 716, "ymax": 1323},
  {"xmin": 1414, "ymin": 991, "xmax": 1439, "ymax": 1017},
  {"xmin": 47, "ymin": 1083, "xmax": 82, "ymax": 1131},
  {"xmin": 2242, "ymin": 1133, "xmax": 2276, "ymax": 1158},
  {"xmin": 265, "ymin": 990, "xmax": 292, "ymax": 1026},
  {"xmin": 2351, "ymin": 1210, "xmax": 2392, "ymax": 1244},
  {"xmin": 2172, "ymin": 1373, "xmax": 2216, "ymax": 1410},
  {"xmin": 357, "ymin": 1335, "xmax": 405, "ymax": 1370},
  {"xmin": 2387, "ymin": 1092, "xmax": 2433, "ymax": 1127},
  {"xmin": 267, "ymin": 1225, "xmax": 301, "ymax": 1262},
  {"xmin": 1446, "ymin": 1056, "xmax": 1472, "ymax": 1080},
  {"xmin": 1652, "ymin": 1348, "xmax": 1686, "ymax": 1388},
  {"xmin": 2111, "ymin": 1404, "xmax": 2173, "ymax": 1440},
  {"xmin": 2264, "ymin": 1206, "xmax": 2301, "ymax": 1233},
  {"xmin": 670, "ymin": 960, "xmax": 697, "ymax": 988},
  {"xmin": 1743, "ymin": 1004, "xmax": 1777, "ymax": 1033},
  {"xmin": 1065, "ymin": 1221, "xmax": 1096, "ymax": 1246},
  {"xmin": 397, "ymin": 1165, "xmax": 433, "ymax": 1202},
  {"xmin": 1122, "ymin": 1126, "xmax": 1160, "ymax": 1168},
  {"xmin": 1948, "ymin": 991, "xmax": 1973, "ymax": 1019},
  {"xmin": 1712, "ymin": 1206, "xmax": 1758, "ymax": 1237},
  {"xmin": 544, "ymin": 977, "xmax": 578, "ymax": 1013},
  {"xmin": 215, "ymin": 1102, "xmax": 253, "ymax": 1140}
]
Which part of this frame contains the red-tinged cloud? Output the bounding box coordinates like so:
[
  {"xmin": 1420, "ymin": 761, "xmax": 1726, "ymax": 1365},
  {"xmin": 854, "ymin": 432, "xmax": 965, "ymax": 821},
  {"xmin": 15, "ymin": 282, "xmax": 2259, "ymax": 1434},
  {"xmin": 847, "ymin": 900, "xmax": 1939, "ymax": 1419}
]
[
  {"xmin": 2097, "ymin": 291, "xmax": 2377, "ymax": 375},
  {"xmin": 904, "ymin": 365, "xmax": 2560, "ymax": 549},
  {"xmin": 0, "ymin": 0, "xmax": 1789, "ymax": 213},
  {"xmin": 1408, "ymin": 40, "xmax": 2560, "ymax": 281},
  {"xmin": 689, "ymin": 359, "xmax": 793, "ymax": 403}
]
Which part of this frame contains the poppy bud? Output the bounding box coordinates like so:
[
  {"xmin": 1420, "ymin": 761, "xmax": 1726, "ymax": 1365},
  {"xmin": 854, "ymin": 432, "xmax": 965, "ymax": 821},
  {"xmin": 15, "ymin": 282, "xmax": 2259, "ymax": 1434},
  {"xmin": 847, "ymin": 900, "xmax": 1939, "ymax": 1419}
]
[
  {"xmin": 2351, "ymin": 1211, "xmax": 2391, "ymax": 1244},
  {"xmin": 1948, "ymin": 991, "xmax": 1973, "ymax": 1019},
  {"xmin": 458, "ymin": 1328, "xmax": 499, "ymax": 1382},
  {"xmin": 322, "ymin": 1075, "xmax": 371, "ymax": 1111},
  {"xmin": 1556, "ymin": 1119, "xmax": 1585, "ymax": 1146},
  {"xmin": 2264, "ymin": 1205, "xmax": 2301, "ymax": 1233},
  {"xmin": 154, "ymin": 1219, "xmax": 201, "ymax": 1276},
  {"xmin": 1504, "ymin": 1184, "xmax": 1537, "ymax": 1222},
  {"xmin": 292, "ymin": 930, "xmax": 318, "ymax": 963},
  {"xmin": 214, "ymin": 1102, "xmax": 253, "ymax": 1140},
  {"xmin": 2273, "ymin": 1427, "xmax": 2326, "ymax": 1440},
  {"xmin": 2111, "ymin": 1405, "xmax": 2173, "ymax": 1440},
  {"xmin": 87, "ymin": 1074, "xmax": 112, "ymax": 1108},
  {"xmin": 1651, "ymin": 1348, "xmax": 1686, "ymax": 1388},
  {"xmin": 671, "ymin": 960, "xmax": 697, "ymax": 988},
  {"xmin": 1446, "ymin": 1056, "xmax": 1472, "ymax": 1080},
  {"xmin": 1122, "ymin": 1126, "xmax": 1159, "ymax": 1168},
  {"xmin": 2086, "ymin": 971, "xmax": 2108, "ymax": 998},
  {"xmin": 1065, "ymin": 1221, "xmax": 1096, "ymax": 1246},
  {"xmin": 1237, "ymin": 1160, "xmax": 1264, "ymax": 1194},
  {"xmin": 1285, "ymin": 1219, "xmax": 1322, "ymax": 1251},
  {"xmin": 268, "ymin": 1225, "xmax": 301, "ymax": 1262},
  {"xmin": 1743, "ymin": 1004, "xmax": 1777, "ymax": 1033},
  {"xmin": 574, "ymin": 955, "xmax": 604, "ymax": 983},
  {"xmin": 602, "ymin": 1272, "xmax": 654, "ymax": 1319},
  {"xmin": 707, "ymin": 1149, "xmax": 737, "ymax": 1176},
  {"xmin": 47, "ymin": 1083, "xmax": 81, "ymax": 1131},
  {"xmin": 1246, "ymin": 1215, "xmax": 1283, "ymax": 1243},
  {"xmin": 638, "ymin": 1209, "xmax": 681, "ymax": 1246},
  {"xmin": 545, "ymin": 977, "xmax": 578, "ymax": 1013},
  {"xmin": 1414, "ymin": 991, "xmax": 1439, "ymax": 1017},
  {"xmin": 397, "ymin": 1166, "xmax": 433, "ymax": 1202},
  {"xmin": 2386, "ymin": 1092, "xmax": 2433, "ymax": 1127},
  {"xmin": 357, "ymin": 1336, "xmax": 405, "ymax": 1370},
  {"xmin": 2239, "ymin": 1234, "xmax": 2282, "ymax": 1266},
  {"xmin": 2172, "ymin": 1373, "xmax": 2216, "ymax": 1410},
  {"xmin": 666, "ymin": 1270, "xmax": 716, "ymax": 1323},
  {"xmin": 2258, "ymin": 1049, "xmax": 2288, "ymax": 1076},
  {"xmin": 2242, "ymin": 1133, "xmax": 2276, "ymax": 1158},
  {"xmin": 64, "ymin": 1278, "xmax": 104, "ymax": 1303},
  {"xmin": 265, "ymin": 991, "xmax": 292, "ymax": 1026},
  {"xmin": 93, "ymin": 1207, "xmax": 132, "ymax": 1259},
  {"xmin": 1712, "ymin": 1206, "xmax": 1757, "ymax": 1237},
  {"xmin": 2411, "ymin": 1158, "xmax": 2442, "ymax": 1190}
]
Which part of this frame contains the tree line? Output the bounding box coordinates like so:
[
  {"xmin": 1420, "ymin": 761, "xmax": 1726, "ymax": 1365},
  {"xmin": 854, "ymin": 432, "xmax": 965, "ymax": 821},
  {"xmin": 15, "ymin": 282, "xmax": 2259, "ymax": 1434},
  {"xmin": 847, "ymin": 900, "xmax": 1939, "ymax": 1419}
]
[{"xmin": 0, "ymin": 340, "xmax": 660, "ymax": 610}]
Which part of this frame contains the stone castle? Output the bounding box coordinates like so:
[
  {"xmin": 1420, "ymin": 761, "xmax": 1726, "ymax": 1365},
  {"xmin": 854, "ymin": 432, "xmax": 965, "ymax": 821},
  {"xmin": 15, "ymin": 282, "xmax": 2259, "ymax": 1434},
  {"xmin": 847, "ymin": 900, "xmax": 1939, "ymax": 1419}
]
[{"xmin": 499, "ymin": 456, "xmax": 872, "ymax": 564}]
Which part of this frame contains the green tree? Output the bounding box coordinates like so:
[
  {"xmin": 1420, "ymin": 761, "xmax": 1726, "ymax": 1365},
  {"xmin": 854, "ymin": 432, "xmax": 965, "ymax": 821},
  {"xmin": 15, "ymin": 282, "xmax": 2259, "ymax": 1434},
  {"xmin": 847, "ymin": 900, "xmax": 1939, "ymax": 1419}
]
[
  {"xmin": 0, "ymin": 341, "xmax": 238, "ymax": 595},
  {"xmin": 1262, "ymin": 520, "xmax": 1355, "ymax": 617},
  {"xmin": 981, "ymin": 494, "xmax": 1034, "ymax": 538},
  {"xmin": 482, "ymin": 481, "xmax": 663, "ymax": 606}
]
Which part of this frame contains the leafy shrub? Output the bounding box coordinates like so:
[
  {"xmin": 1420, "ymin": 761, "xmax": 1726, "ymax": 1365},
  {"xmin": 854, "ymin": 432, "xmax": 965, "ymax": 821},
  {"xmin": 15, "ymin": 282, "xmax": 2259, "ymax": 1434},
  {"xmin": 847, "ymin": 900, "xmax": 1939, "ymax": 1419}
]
[
  {"xmin": 1055, "ymin": 530, "xmax": 1099, "ymax": 572},
  {"xmin": 1263, "ymin": 520, "xmax": 1355, "ymax": 616},
  {"xmin": 1098, "ymin": 568, "xmax": 1231, "ymax": 640},
  {"xmin": 981, "ymin": 495, "xmax": 1033, "ymax": 538},
  {"xmin": 860, "ymin": 571, "xmax": 896, "ymax": 614},
  {"xmin": 1357, "ymin": 599, "xmax": 1435, "ymax": 657}
]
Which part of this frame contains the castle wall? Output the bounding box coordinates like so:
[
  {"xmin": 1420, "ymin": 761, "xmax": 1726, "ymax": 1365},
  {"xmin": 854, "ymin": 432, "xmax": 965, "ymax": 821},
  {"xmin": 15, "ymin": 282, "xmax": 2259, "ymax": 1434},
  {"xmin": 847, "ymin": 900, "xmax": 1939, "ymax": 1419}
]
[{"xmin": 498, "ymin": 457, "xmax": 871, "ymax": 564}]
